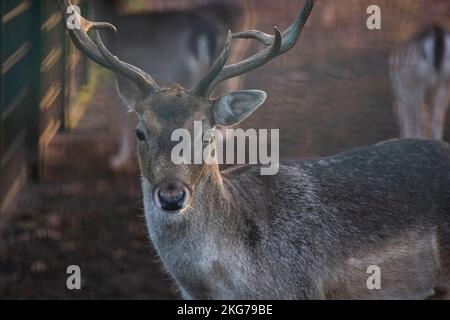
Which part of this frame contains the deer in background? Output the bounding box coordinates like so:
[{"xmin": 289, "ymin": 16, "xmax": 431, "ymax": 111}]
[
  {"xmin": 390, "ymin": 25, "xmax": 450, "ymax": 140},
  {"xmin": 58, "ymin": 0, "xmax": 450, "ymax": 299}
]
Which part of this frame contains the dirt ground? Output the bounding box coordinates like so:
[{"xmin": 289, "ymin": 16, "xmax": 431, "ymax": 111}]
[{"xmin": 1, "ymin": 0, "xmax": 450, "ymax": 299}]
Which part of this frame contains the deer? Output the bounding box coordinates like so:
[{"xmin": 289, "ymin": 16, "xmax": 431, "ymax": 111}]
[
  {"xmin": 389, "ymin": 25, "xmax": 450, "ymax": 140},
  {"xmin": 58, "ymin": 0, "xmax": 450, "ymax": 299}
]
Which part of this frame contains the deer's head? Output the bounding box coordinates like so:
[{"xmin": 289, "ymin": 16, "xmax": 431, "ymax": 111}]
[{"xmin": 58, "ymin": 0, "xmax": 314, "ymax": 213}]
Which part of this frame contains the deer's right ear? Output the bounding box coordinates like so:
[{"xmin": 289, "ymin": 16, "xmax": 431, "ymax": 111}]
[
  {"xmin": 213, "ymin": 90, "xmax": 267, "ymax": 126},
  {"xmin": 115, "ymin": 75, "xmax": 141, "ymax": 110}
]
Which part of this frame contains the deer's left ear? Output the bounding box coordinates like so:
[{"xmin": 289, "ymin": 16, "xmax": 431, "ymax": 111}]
[{"xmin": 213, "ymin": 90, "xmax": 267, "ymax": 126}]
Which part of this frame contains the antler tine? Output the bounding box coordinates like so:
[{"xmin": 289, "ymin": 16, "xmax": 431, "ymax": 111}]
[
  {"xmin": 213, "ymin": 27, "xmax": 282, "ymax": 88},
  {"xmin": 193, "ymin": 0, "xmax": 314, "ymax": 97},
  {"xmin": 56, "ymin": 0, "xmax": 160, "ymax": 94},
  {"xmin": 232, "ymin": 30, "xmax": 274, "ymax": 46},
  {"xmin": 193, "ymin": 31, "xmax": 232, "ymax": 96},
  {"xmin": 279, "ymin": 0, "xmax": 315, "ymax": 53}
]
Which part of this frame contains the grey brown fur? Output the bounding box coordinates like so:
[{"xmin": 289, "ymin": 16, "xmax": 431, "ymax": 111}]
[{"xmin": 143, "ymin": 134, "xmax": 450, "ymax": 299}]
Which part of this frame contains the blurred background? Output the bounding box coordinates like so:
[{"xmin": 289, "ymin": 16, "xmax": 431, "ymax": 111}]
[{"xmin": 0, "ymin": 0, "xmax": 449, "ymax": 299}]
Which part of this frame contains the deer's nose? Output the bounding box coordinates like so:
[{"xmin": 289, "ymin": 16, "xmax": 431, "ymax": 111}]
[{"xmin": 153, "ymin": 179, "xmax": 190, "ymax": 213}]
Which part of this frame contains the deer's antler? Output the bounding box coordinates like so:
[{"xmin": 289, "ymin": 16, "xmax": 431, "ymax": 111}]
[
  {"xmin": 56, "ymin": 0, "xmax": 160, "ymax": 95},
  {"xmin": 193, "ymin": 0, "xmax": 314, "ymax": 97}
]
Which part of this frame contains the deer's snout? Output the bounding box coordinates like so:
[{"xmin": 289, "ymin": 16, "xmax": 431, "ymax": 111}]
[{"xmin": 153, "ymin": 178, "xmax": 190, "ymax": 213}]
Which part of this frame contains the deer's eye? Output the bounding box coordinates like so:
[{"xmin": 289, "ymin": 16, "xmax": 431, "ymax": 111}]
[{"xmin": 135, "ymin": 129, "xmax": 146, "ymax": 141}]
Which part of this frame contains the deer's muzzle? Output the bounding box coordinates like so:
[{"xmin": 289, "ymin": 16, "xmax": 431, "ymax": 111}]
[{"xmin": 153, "ymin": 178, "xmax": 191, "ymax": 213}]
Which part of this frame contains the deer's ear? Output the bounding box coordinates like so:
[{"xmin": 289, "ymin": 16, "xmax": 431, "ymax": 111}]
[
  {"xmin": 213, "ymin": 90, "xmax": 267, "ymax": 126},
  {"xmin": 115, "ymin": 75, "xmax": 141, "ymax": 110}
]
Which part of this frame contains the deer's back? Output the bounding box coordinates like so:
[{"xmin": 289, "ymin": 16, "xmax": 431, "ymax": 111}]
[
  {"xmin": 223, "ymin": 139, "xmax": 450, "ymax": 299},
  {"xmin": 304, "ymin": 138, "xmax": 450, "ymax": 224}
]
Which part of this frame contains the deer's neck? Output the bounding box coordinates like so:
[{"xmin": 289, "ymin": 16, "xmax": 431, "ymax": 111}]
[{"xmin": 142, "ymin": 164, "xmax": 252, "ymax": 298}]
